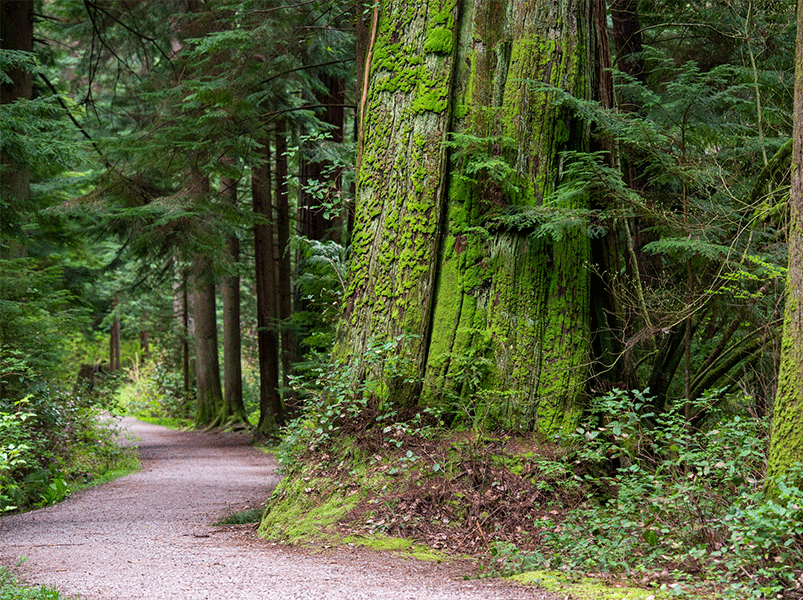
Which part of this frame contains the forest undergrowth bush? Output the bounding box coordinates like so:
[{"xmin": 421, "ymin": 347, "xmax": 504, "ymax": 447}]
[
  {"xmin": 115, "ymin": 358, "xmax": 194, "ymax": 424},
  {"xmin": 0, "ymin": 564, "xmax": 69, "ymax": 600},
  {"xmin": 272, "ymin": 343, "xmax": 801, "ymax": 599},
  {"xmin": 487, "ymin": 389, "xmax": 803, "ymax": 600},
  {"xmin": 0, "ymin": 385, "xmax": 136, "ymax": 513},
  {"xmin": 269, "ymin": 340, "xmax": 583, "ymax": 550}
]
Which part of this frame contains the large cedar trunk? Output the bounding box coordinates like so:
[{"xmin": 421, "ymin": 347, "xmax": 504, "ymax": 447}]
[
  {"xmin": 337, "ymin": 0, "xmax": 607, "ymax": 432},
  {"xmin": 767, "ymin": 0, "xmax": 803, "ymax": 485},
  {"xmin": 334, "ymin": 0, "xmax": 457, "ymax": 408},
  {"xmin": 424, "ymin": 0, "xmax": 608, "ymax": 434}
]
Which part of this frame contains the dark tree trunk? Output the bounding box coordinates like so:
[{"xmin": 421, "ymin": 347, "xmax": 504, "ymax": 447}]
[
  {"xmin": 109, "ymin": 295, "xmax": 121, "ymax": 373},
  {"xmin": 253, "ymin": 139, "xmax": 282, "ymax": 440},
  {"xmin": 275, "ymin": 123, "xmax": 295, "ymax": 399},
  {"xmin": 610, "ymin": 0, "xmax": 644, "ymax": 84},
  {"xmin": 193, "ymin": 252, "xmax": 223, "ymax": 428},
  {"xmin": 139, "ymin": 331, "xmax": 150, "ymax": 361},
  {"xmin": 299, "ymin": 74, "xmax": 346, "ymax": 243},
  {"xmin": 191, "ymin": 174, "xmax": 224, "ymax": 428},
  {"xmin": 0, "ymin": 0, "xmax": 33, "ymax": 258},
  {"xmin": 182, "ymin": 278, "xmax": 192, "ymax": 396},
  {"xmin": 220, "ymin": 176, "xmax": 249, "ymax": 427}
]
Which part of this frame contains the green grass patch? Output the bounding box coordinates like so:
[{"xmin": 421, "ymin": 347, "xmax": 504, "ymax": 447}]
[
  {"xmin": 258, "ymin": 474, "xmax": 361, "ymax": 544},
  {"xmin": 511, "ymin": 571, "xmax": 669, "ymax": 600},
  {"xmin": 0, "ymin": 566, "xmax": 71, "ymax": 600},
  {"xmin": 214, "ymin": 507, "xmax": 264, "ymax": 525},
  {"xmin": 134, "ymin": 415, "xmax": 193, "ymax": 430},
  {"xmin": 71, "ymin": 455, "xmax": 140, "ymax": 494},
  {"xmin": 342, "ymin": 533, "xmax": 445, "ymax": 561}
]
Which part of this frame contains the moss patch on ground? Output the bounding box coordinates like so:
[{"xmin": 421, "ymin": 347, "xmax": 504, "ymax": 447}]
[
  {"xmin": 342, "ymin": 533, "xmax": 446, "ymax": 561},
  {"xmin": 258, "ymin": 474, "xmax": 362, "ymax": 544},
  {"xmin": 511, "ymin": 571, "xmax": 669, "ymax": 600}
]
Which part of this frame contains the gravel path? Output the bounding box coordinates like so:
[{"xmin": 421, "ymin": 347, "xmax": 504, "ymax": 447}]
[{"xmin": 0, "ymin": 418, "xmax": 557, "ymax": 599}]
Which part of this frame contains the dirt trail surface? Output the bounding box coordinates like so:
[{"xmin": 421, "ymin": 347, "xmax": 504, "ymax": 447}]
[{"xmin": 0, "ymin": 418, "xmax": 557, "ymax": 600}]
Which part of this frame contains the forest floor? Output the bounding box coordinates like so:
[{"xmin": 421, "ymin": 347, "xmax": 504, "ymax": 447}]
[{"xmin": 0, "ymin": 418, "xmax": 559, "ymax": 600}]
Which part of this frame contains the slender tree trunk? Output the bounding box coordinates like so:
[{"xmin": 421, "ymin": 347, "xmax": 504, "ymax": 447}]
[
  {"xmin": 299, "ymin": 74, "xmax": 346, "ymax": 243},
  {"xmin": 610, "ymin": 0, "xmax": 644, "ymax": 85},
  {"xmin": 182, "ymin": 278, "xmax": 192, "ymax": 396},
  {"xmin": 275, "ymin": 123, "xmax": 296, "ymax": 398},
  {"xmin": 0, "ymin": 0, "xmax": 33, "ymax": 259},
  {"xmin": 139, "ymin": 331, "xmax": 150, "ymax": 361},
  {"xmin": 193, "ymin": 253, "xmax": 223, "ymax": 427},
  {"xmin": 191, "ymin": 174, "xmax": 224, "ymax": 428},
  {"xmin": 174, "ymin": 270, "xmax": 192, "ymax": 395},
  {"xmin": 253, "ymin": 139, "xmax": 282, "ymax": 440},
  {"xmin": 109, "ymin": 295, "xmax": 121, "ymax": 373},
  {"xmin": 767, "ymin": 0, "xmax": 803, "ymax": 485},
  {"xmin": 220, "ymin": 176, "xmax": 249, "ymax": 427}
]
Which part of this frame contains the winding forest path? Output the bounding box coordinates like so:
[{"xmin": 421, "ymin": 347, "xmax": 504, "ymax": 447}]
[{"xmin": 0, "ymin": 418, "xmax": 556, "ymax": 600}]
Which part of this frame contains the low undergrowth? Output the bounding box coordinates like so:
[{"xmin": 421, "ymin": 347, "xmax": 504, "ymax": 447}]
[
  {"xmin": 0, "ymin": 384, "xmax": 137, "ymax": 513},
  {"xmin": 0, "ymin": 565, "xmax": 68, "ymax": 600},
  {"xmin": 262, "ymin": 352, "xmax": 803, "ymax": 600}
]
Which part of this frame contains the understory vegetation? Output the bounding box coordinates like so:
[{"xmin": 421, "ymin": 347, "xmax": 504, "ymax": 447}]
[
  {"xmin": 0, "ymin": 385, "xmax": 137, "ymax": 514},
  {"xmin": 260, "ymin": 350, "xmax": 803, "ymax": 600},
  {"xmin": 0, "ymin": 565, "xmax": 69, "ymax": 600}
]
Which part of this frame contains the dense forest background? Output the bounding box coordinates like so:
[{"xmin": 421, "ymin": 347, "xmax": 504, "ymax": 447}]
[{"xmin": 2, "ymin": 0, "xmax": 803, "ymax": 597}]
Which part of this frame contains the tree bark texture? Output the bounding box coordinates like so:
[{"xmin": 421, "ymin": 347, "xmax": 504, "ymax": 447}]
[
  {"xmin": 767, "ymin": 0, "xmax": 803, "ymax": 484},
  {"xmin": 109, "ymin": 295, "xmax": 121, "ymax": 373},
  {"xmin": 338, "ymin": 0, "xmax": 607, "ymax": 432},
  {"xmin": 275, "ymin": 123, "xmax": 296, "ymax": 394},
  {"xmin": 427, "ymin": 0, "xmax": 607, "ymax": 434},
  {"xmin": 335, "ymin": 0, "xmax": 458, "ymax": 407},
  {"xmin": 193, "ymin": 252, "xmax": 224, "ymax": 427}
]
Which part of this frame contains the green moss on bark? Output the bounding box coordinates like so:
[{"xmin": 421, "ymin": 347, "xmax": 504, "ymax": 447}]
[{"xmin": 422, "ymin": 0, "xmax": 596, "ymax": 435}]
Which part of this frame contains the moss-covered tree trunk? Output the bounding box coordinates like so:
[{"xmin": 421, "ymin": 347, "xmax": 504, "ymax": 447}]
[
  {"xmin": 767, "ymin": 0, "xmax": 803, "ymax": 484},
  {"xmin": 424, "ymin": 0, "xmax": 608, "ymax": 434},
  {"xmin": 337, "ymin": 0, "xmax": 607, "ymax": 431},
  {"xmin": 334, "ymin": 0, "xmax": 459, "ymax": 407}
]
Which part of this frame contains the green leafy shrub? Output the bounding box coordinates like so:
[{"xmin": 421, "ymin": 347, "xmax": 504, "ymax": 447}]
[
  {"xmin": 489, "ymin": 389, "xmax": 802, "ymax": 599},
  {"xmin": 279, "ymin": 335, "xmax": 433, "ymax": 471},
  {"xmin": 116, "ymin": 360, "xmax": 193, "ymax": 421},
  {"xmin": 1, "ymin": 386, "xmax": 135, "ymax": 512},
  {"xmin": 0, "ymin": 402, "xmax": 37, "ymax": 511},
  {"xmin": 0, "ymin": 564, "xmax": 69, "ymax": 599}
]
